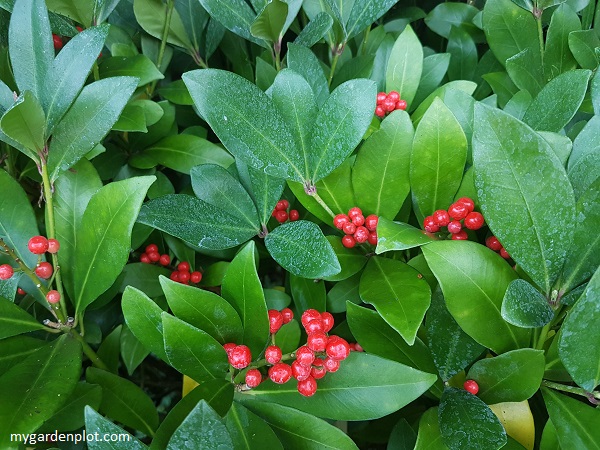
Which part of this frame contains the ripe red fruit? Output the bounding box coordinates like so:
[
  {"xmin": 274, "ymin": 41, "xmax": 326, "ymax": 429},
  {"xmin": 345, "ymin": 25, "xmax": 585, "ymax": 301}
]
[
  {"xmin": 464, "ymin": 212, "xmax": 485, "ymax": 230},
  {"xmin": 447, "ymin": 220, "xmax": 462, "ymax": 234},
  {"xmin": 457, "ymin": 197, "xmax": 475, "ymax": 213},
  {"xmin": 352, "ymin": 214, "xmax": 365, "ymax": 227},
  {"xmin": 297, "ymin": 376, "xmax": 318, "ymax": 397},
  {"xmin": 388, "ymin": 91, "xmax": 400, "ymax": 102},
  {"xmin": 432, "ymin": 210, "xmax": 451, "ymax": 227},
  {"xmin": 289, "ymin": 209, "xmax": 300, "ymax": 221},
  {"xmin": 76, "ymin": 26, "xmax": 83, "ymax": 32},
  {"xmin": 448, "ymin": 202, "xmax": 469, "ymax": 220},
  {"xmin": 464, "ymin": 379, "xmax": 479, "ymax": 395},
  {"xmin": 178, "ymin": 270, "xmax": 190, "ymax": 284},
  {"xmin": 486, "ymin": 236, "xmax": 502, "ymax": 251},
  {"xmin": 268, "ymin": 363, "xmax": 292, "ymax": 384},
  {"xmin": 52, "ymin": 34, "xmax": 63, "ymax": 50},
  {"xmin": 295, "ymin": 346, "xmax": 315, "ymax": 366},
  {"xmin": 245, "ymin": 369, "xmax": 262, "ymax": 388},
  {"xmin": 396, "ymin": 100, "xmax": 407, "ymax": 110},
  {"xmin": 223, "ymin": 343, "xmax": 236, "ymax": 356},
  {"xmin": 268, "ymin": 309, "xmax": 284, "ymax": 334},
  {"xmin": 190, "ymin": 271, "xmax": 202, "ymax": 284},
  {"xmin": 140, "ymin": 253, "xmax": 151, "ymax": 263},
  {"xmin": 292, "ymin": 360, "xmax": 311, "ymax": 381},
  {"xmin": 342, "ymin": 222, "xmax": 356, "ymax": 235},
  {"xmin": 383, "ymin": 98, "xmax": 396, "ymax": 112},
  {"xmin": 311, "ymin": 358, "xmax": 327, "ymax": 379},
  {"xmin": 229, "ymin": 345, "xmax": 252, "ymax": 369},
  {"xmin": 146, "ymin": 244, "xmax": 159, "ymax": 254},
  {"xmin": 423, "ymin": 216, "xmax": 439, "ymax": 233},
  {"xmin": 301, "ymin": 309, "xmax": 322, "ymax": 328},
  {"xmin": 365, "ymin": 215, "xmax": 378, "ymax": 231},
  {"xmin": 148, "ymin": 252, "xmax": 160, "ymax": 262},
  {"xmin": 324, "ymin": 357, "xmax": 340, "ymax": 372},
  {"xmin": 275, "ymin": 210, "xmax": 288, "ymax": 223},
  {"xmin": 47, "ymin": 239, "xmax": 60, "ymax": 253},
  {"xmin": 375, "ymin": 106, "xmax": 386, "ymax": 118},
  {"xmin": 307, "ymin": 332, "xmax": 328, "ymax": 352},
  {"xmin": 305, "ymin": 318, "xmax": 324, "ymax": 334},
  {"xmin": 321, "ymin": 312, "xmax": 334, "ymax": 333},
  {"xmin": 500, "ymin": 247, "xmax": 511, "ymax": 259},
  {"xmin": 341, "ymin": 235, "xmax": 356, "ymax": 248},
  {"xmin": 177, "ymin": 262, "xmax": 190, "ymax": 272},
  {"xmin": 333, "ymin": 214, "xmax": 350, "ymax": 229},
  {"xmin": 159, "ymin": 254, "xmax": 170, "ymax": 266},
  {"xmin": 354, "ymin": 343, "xmax": 364, "ymax": 352},
  {"xmin": 367, "ymin": 231, "xmax": 378, "ymax": 245},
  {"xmin": 170, "ymin": 271, "xmax": 180, "ymax": 282},
  {"xmin": 376, "ymin": 92, "xmax": 387, "ymax": 103},
  {"xmin": 35, "ymin": 262, "xmax": 53, "ymax": 279},
  {"xmin": 46, "ymin": 290, "xmax": 61, "ymax": 304},
  {"xmin": 17, "ymin": 288, "xmax": 26, "ymax": 295},
  {"xmin": 326, "ymin": 336, "xmax": 351, "ymax": 361},
  {"xmin": 451, "ymin": 230, "xmax": 469, "ymax": 240},
  {"xmin": 276, "ymin": 199, "xmax": 290, "ymax": 211},
  {"xmin": 265, "ymin": 345, "xmax": 282, "ymax": 364},
  {"xmin": 281, "ymin": 308, "xmax": 294, "ymax": 324},
  {"xmin": 0, "ymin": 264, "xmax": 14, "ymax": 280},
  {"xmin": 348, "ymin": 207, "xmax": 363, "ymax": 220},
  {"xmin": 354, "ymin": 226, "xmax": 369, "ymax": 243},
  {"xmin": 28, "ymin": 236, "xmax": 49, "ymax": 254}
]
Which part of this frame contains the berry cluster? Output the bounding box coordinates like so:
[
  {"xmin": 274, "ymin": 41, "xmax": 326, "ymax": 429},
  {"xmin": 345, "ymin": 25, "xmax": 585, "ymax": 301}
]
[
  {"xmin": 271, "ymin": 199, "xmax": 299, "ymax": 224},
  {"xmin": 422, "ymin": 197, "xmax": 485, "ymax": 240},
  {"xmin": 333, "ymin": 207, "xmax": 378, "ymax": 248},
  {"xmin": 139, "ymin": 243, "xmax": 202, "ymax": 285},
  {"xmin": 463, "ymin": 379, "xmax": 479, "ymax": 395},
  {"xmin": 485, "ymin": 235, "xmax": 511, "ymax": 260},
  {"xmin": 375, "ymin": 91, "xmax": 407, "ymax": 118}
]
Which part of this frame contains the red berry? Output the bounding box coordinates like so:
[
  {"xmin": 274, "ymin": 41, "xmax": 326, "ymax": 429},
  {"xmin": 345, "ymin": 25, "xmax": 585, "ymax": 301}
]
[
  {"xmin": 486, "ymin": 236, "xmax": 502, "ymax": 251},
  {"xmin": 352, "ymin": 214, "xmax": 365, "ymax": 227},
  {"xmin": 333, "ymin": 214, "xmax": 350, "ymax": 230},
  {"xmin": 223, "ymin": 343, "xmax": 236, "ymax": 356},
  {"xmin": 375, "ymin": 106, "xmax": 386, "ymax": 118},
  {"xmin": 448, "ymin": 202, "xmax": 469, "ymax": 220},
  {"xmin": 305, "ymin": 318, "xmax": 324, "ymax": 334},
  {"xmin": 281, "ymin": 308, "xmax": 294, "ymax": 324},
  {"xmin": 341, "ymin": 235, "xmax": 356, "ymax": 248},
  {"xmin": 76, "ymin": 26, "xmax": 83, "ymax": 32},
  {"xmin": 376, "ymin": 92, "xmax": 387, "ymax": 103},
  {"xmin": 170, "ymin": 271, "xmax": 180, "ymax": 282},
  {"xmin": 275, "ymin": 210, "xmax": 288, "ymax": 223},
  {"xmin": 148, "ymin": 251, "xmax": 160, "ymax": 262},
  {"xmin": 52, "ymin": 34, "xmax": 63, "ymax": 50},
  {"xmin": 245, "ymin": 369, "xmax": 262, "ymax": 388},
  {"xmin": 423, "ymin": 216, "xmax": 439, "ymax": 233},
  {"xmin": 289, "ymin": 210, "xmax": 300, "ymax": 221},
  {"xmin": 464, "ymin": 212, "xmax": 485, "ymax": 230},
  {"xmin": 395, "ymin": 100, "xmax": 407, "ymax": 110},
  {"xmin": 324, "ymin": 357, "xmax": 340, "ymax": 372},
  {"xmin": 268, "ymin": 309, "xmax": 284, "ymax": 334},
  {"xmin": 178, "ymin": 270, "xmax": 190, "ymax": 284},
  {"xmin": 190, "ymin": 271, "xmax": 202, "ymax": 284},
  {"xmin": 367, "ymin": 231, "xmax": 378, "ymax": 245},
  {"xmin": 447, "ymin": 220, "xmax": 462, "ymax": 234},
  {"xmin": 268, "ymin": 363, "xmax": 292, "ymax": 384},
  {"xmin": 325, "ymin": 336, "xmax": 350, "ymax": 361},
  {"xmin": 342, "ymin": 222, "xmax": 356, "ymax": 235},
  {"xmin": 292, "ymin": 360, "xmax": 312, "ymax": 381},
  {"xmin": 301, "ymin": 309, "xmax": 322, "ymax": 328},
  {"xmin": 229, "ymin": 345, "xmax": 252, "ymax": 369},
  {"xmin": 265, "ymin": 345, "xmax": 282, "ymax": 364},
  {"xmin": 354, "ymin": 343, "xmax": 364, "ymax": 352},
  {"xmin": 177, "ymin": 262, "xmax": 190, "ymax": 272},
  {"xmin": 275, "ymin": 199, "xmax": 289, "ymax": 211},
  {"xmin": 140, "ymin": 253, "xmax": 151, "ymax": 263},
  {"xmin": 365, "ymin": 215, "xmax": 378, "ymax": 231},
  {"xmin": 0, "ymin": 264, "xmax": 14, "ymax": 280},
  {"xmin": 46, "ymin": 290, "xmax": 61, "ymax": 304},
  {"xmin": 464, "ymin": 379, "xmax": 479, "ymax": 395},
  {"xmin": 47, "ymin": 239, "xmax": 60, "ymax": 254},
  {"xmin": 388, "ymin": 91, "xmax": 400, "ymax": 102},
  {"xmin": 311, "ymin": 358, "xmax": 327, "ymax": 379},
  {"xmin": 295, "ymin": 346, "xmax": 315, "ymax": 366},
  {"xmin": 28, "ymin": 236, "xmax": 49, "ymax": 254},
  {"xmin": 432, "ymin": 210, "xmax": 451, "ymax": 227},
  {"xmin": 307, "ymin": 332, "xmax": 328, "ymax": 352},
  {"xmin": 456, "ymin": 197, "xmax": 475, "ymax": 213},
  {"xmin": 146, "ymin": 244, "xmax": 158, "ymax": 254},
  {"xmin": 35, "ymin": 262, "xmax": 53, "ymax": 279},
  {"xmin": 451, "ymin": 230, "xmax": 469, "ymax": 240},
  {"xmin": 17, "ymin": 288, "xmax": 26, "ymax": 295},
  {"xmin": 321, "ymin": 312, "xmax": 334, "ymax": 333},
  {"xmin": 348, "ymin": 207, "xmax": 363, "ymax": 220},
  {"xmin": 354, "ymin": 226, "xmax": 369, "ymax": 243},
  {"xmin": 159, "ymin": 254, "xmax": 170, "ymax": 266},
  {"xmin": 297, "ymin": 376, "xmax": 318, "ymax": 397},
  {"xmin": 383, "ymin": 98, "xmax": 396, "ymax": 112},
  {"xmin": 500, "ymin": 247, "xmax": 511, "ymax": 259}
]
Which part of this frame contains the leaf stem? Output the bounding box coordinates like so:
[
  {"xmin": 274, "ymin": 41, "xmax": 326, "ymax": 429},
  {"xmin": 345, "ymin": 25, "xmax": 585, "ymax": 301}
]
[
  {"xmin": 310, "ymin": 190, "xmax": 335, "ymax": 218},
  {"xmin": 148, "ymin": 0, "xmax": 175, "ymax": 97},
  {"xmin": 69, "ymin": 329, "xmax": 109, "ymax": 371},
  {"xmin": 542, "ymin": 380, "xmax": 600, "ymax": 404},
  {"xmin": 328, "ymin": 43, "xmax": 344, "ymax": 86},
  {"xmin": 534, "ymin": 7, "xmax": 545, "ymax": 74}
]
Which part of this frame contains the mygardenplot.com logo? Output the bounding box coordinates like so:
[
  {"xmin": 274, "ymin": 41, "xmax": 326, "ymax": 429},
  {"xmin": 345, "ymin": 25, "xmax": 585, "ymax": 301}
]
[{"xmin": 11, "ymin": 430, "xmax": 131, "ymax": 446}]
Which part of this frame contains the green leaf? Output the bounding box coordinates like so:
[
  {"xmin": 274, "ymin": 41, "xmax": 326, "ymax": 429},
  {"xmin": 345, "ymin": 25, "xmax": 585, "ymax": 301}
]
[
  {"xmin": 138, "ymin": 194, "xmax": 259, "ymax": 250},
  {"xmin": 160, "ymin": 275, "xmax": 243, "ymax": 345},
  {"xmin": 118, "ymin": 263, "xmax": 171, "ymax": 298},
  {"xmin": 236, "ymin": 160, "xmax": 285, "ymax": 227},
  {"xmin": 506, "ymin": 49, "xmax": 544, "ymax": 97},
  {"xmin": 0, "ymin": 335, "xmax": 82, "ymax": 448},
  {"xmin": 73, "ymin": 176, "xmax": 154, "ymax": 314},
  {"xmin": 467, "ymin": 349, "xmax": 545, "ymax": 403},
  {"xmin": 410, "ymin": 97, "xmax": 467, "ymax": 218},
  {"xmin": 522, "ymin": 69, "xmax": 591, "ymax": 132},
  {"xmin": 386, "ymin": 24, "xmax": 423, "ymax": 109},
  {"xmin": 290, "ymin": 273, "xmax": 326, "ymax": 312},
  {"xmin": 41, "ymin": 382, "xmax": 102, "ymax": 433},
  {"xmin": 558, "ymin": 267, "xmax": 600, "ymax": 391},
  {"xmin": 293, "ymin": 12, "xmax": 333, "ymax": 48},
  {"xmin": 473, "ymin": 103, "xmax": 576, "ymax": 294},
  {"xmin": 225, "ymin": 402, "xmax": 283, "ymax": 450},
  {"xmin": 134, "ymin": 0, "xmax": 193, "ymax": 49},
  {"xmin": 543, "ymin": 4, "xmax": 580, "ymax": 81},
  {"xmin": 568, "ymin": 30, "xmax": 600, "ymax": 69},
  {"xmin": 352, "ymin": 111, "xmax": 413, "ymax": 220},
  {"xmin": 375, "ymin": 218, "xmax": 437, "ymax": 253},
  {"xmin": 84, "ymin": 407, "xmax": 147, "ymax": 450},
  {"xmin": 162, "ymin": 313, "xmax": 229, "ymax": 383},
  {"xmin": 287, "ymin": 42, "xmax": 329, "ymax": 107},
  {"xmin": 157, "ymin": 80, "xmax": 193, "ymax": 105},
  {"xmin": 501, "ymin": 279, "xmax": 554, "ymax": 328},
  {"xmin": 447, "ymin": 26, "xmax": 477, "ymax": 81},
  {"xmin": 167, "ymin": 400, "xmax": 233, "ymax": 450},
  {"xmin": 540, "ymin": 420, "xmax": 560, "ymax": 450},
  {"xmin": 438, "ymin": 388, "xmax": 507, "ymax": 450},
  {"xmin": 241, "ymin": 352, "xmax": 437, "ymax": 420},
  {"xmin": 251, "ymin": 0, "xmax": 287, "ymax": 42},
  {"xmin": 120, "ymin": 325, "xmax": 149, "ymax": 376},
  {"xmin": 359, "ymin": 256, "xmax": 431, "ymax": 345},
  {"xmin": 197, "ymin": 0, "xmax": 263, "ymax": 46},
  {"xmin": 221, "ymin": 241, "xmax": 269, "ymax": 357},
  {"xmin": 87, "ymin": 367, "xmax": 159, "ymax": 436},
  {"xmin": 413, "ymin": 53, "xmax": 451, "ymax": 106},
  {"xmin": 322, "ymin": 236, "xmax": 366, "ymax": 281},
  {"xmin": 568, "ymin": 116, "xmax": 600, "ymax": 201},
  {"xmin": 422, "ymin": 241, "xmax": 530, "ymax": 353},
  {"xmin": 345, "ymin": 0, "xmax": 396, "ymax": 40},
  {"xmin": 8, "ymin": 0, "xmax": 53, "ymax": 101},
  {"xmin": 414, "ymin": 407, "xmax": 447, "ymax": 450},
  {"xmin": 542, "ymin": 388, "xmax": 600, "ymax": 449},
  {"xmin": 47, "ymin": 76, "xmax": 139, "ymax": 181},
  {"xmin": 265, "ymin": 220, "xmax": 341, "ymax": 279},
  {"xmin": 425, "ymin": 3, "xmax": 482, "ymax": 40},
  {"xmin": 240, "ymin": 400, "xmax": 359, "ymax": 450},
  {"xmin": 426, "ymin": 287, "xmax": 485, "ymax": 382},
  {"xmin": 0, "ymin": 90, "xmax": 45, "ymax": 152},
  {"xmin": 0, "ymin": 336, "xmax": 47, "ymax": 377},
  {"xmin": 42, "ymin": 24, "xmax": 109, "ymax": 134},
  {"xmin": 183, "ymin": 69, "xmax": 304, "ymax": 181},
  {"xmin": 99, "ymin": 55, "xmax": 164, "ymax": 87},
  {"xmin": 326, "ymin": 274, "xmax": 361, "ymax": 313},
  {"xmin": 0, "ymin": 296, "xmax": 46, "ymax": 339}
]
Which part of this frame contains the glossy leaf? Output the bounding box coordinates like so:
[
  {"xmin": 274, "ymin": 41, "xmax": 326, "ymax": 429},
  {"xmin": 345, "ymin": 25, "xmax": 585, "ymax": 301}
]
[
  {"xmin": 488, "ymin": 402, "xmax": 535, "ymax": 450},
  {"xmin": 447, "ymin": 26, "xmax": 477, "ymax": 81},
  {"xmin": 134, "ymin": 0, "xmax": 193, "ymax": 49},
  {"xmin": 118, "ymin": 263, "xmax": 171, "ymax": 298},
  {"xmin": 422, "ymin": 241, "xmax": 530, "ymax": 353},
  {"xmin": 413, "ymin": 53, "xmax": 452, "ymax": 107},
  {"xmin": 386, "ymin": 25, "xmax": 423, "ymax": 108},
  {"xmin": 359, "ymin": 256, "xmax": 431, "ymax": 345},
  {"xmin": 251, "ymin": 0, "xmax": 287, "ymax": 42},
  {"xmin": 568, "ymin": 30, "xmax": 600, "ymax": 69},
  {"xmin": 322, "ymin": 236, "xmax": 366, "ymax": 281},
  {"xmin": 375, "ymin": 218, "xmax": 437, "ymax": 253},
  {"xmin": 568, "ymin": 116, "xmax": 600, "ymax": 201},
  {"xmin": 41, "ymin": 382, "xmax": 102, "ymax": 433},
  {"xmin": 506, "ymin": 49, "xmax": 544, "ymax": 97},
  {"xmin": 413, "ymin": 407, "xmax": 447, "ymax": 450},
  {"xmin": 84, "ymin": 407, "xmax": 146, "ymax": 450},
  {"xmin": 0, "ymin": 299, "xmax": 47, "ymax": 340},
  {"xmin": 501, "ymin": 279, "xmax": 554, "ymax": 328},
  {"xmin": 543, "ymin": 4, "xmax": 580, "ymax": 80},
  {"xmin": 120, "ymin": 325, "xmax": 150, "ymax": 376},
  {"xmin": 265, "ymin": 220, "xmax": 341, "ymax": 279},
  {"xmin": 294, "ymin": 12, "xmax": 333, "ymax": 48},
  {"xmin": 473, "ymin": 103, "xmax": 576, "ymax": 295},
  {"xmin": 0, "ymin": 336, "xmax": 47, "ymax": 377},
  {"xmin": 241, "ymin": 352, "xmax": 437, "ymax": 420},
  {"xmin": 236, "ymin": 159, "xmax": 285, "ymax": 226},
  {"xmin": 225, "ymin": 402, "xmax": 283, "ymax": 450},
  {"xmin": 345, "ymin": 0, "xmax": 396, "ymax": 39},
  {"xmin": 0, "ymin": 90, "xmax": 45, "ymax": 152},
  {"xmin": 286, "ymin": 42, "xmax": 329, "ymax": 107},
  {"xmin": 326, "ymin": 273, "xmax": 361, "ymax": 313},
  {"xmin": 198, "ymin": 0, "xmax": 262, "ymax": 46},
  {"xmin": 290, "ymin": 273, "xmax": 326, "ymax": 312},
  {"xmin": 221, "ymin": 241, "xmax": 270, "ymax": 357},
  {"xmin": 167, "ymin": 400, "xmax": 233, "ymax": 450},
  {"xmin": 425, "ymin": 3, "xmax": 482, "ymax": 40}
]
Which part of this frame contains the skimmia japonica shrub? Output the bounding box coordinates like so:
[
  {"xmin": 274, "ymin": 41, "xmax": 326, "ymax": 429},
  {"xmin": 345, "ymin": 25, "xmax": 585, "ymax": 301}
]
[{"xmin": 0, "ymin": 0, "xmax": 599, "ymax": 448}]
